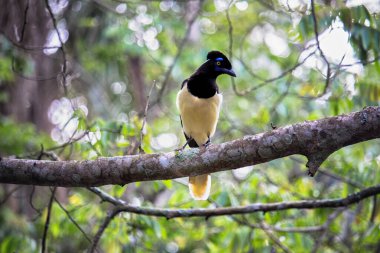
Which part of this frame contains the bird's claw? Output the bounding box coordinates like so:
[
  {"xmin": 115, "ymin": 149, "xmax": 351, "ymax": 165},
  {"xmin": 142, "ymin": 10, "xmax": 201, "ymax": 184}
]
[{"xmin": 202, "ymin": 142, "xmax": 210, "ymax": 148}]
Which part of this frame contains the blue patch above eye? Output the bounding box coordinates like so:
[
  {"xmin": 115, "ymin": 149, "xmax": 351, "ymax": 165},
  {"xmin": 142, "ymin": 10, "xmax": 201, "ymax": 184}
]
[{"xmin": 216, "ymin": 57, "xmax": 223, "ymax": 61}]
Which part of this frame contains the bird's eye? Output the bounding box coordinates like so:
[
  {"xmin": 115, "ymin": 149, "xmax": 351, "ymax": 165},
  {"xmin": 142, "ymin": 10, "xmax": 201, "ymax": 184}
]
[{"xmin": 216, "ymin": 61, "xmax": 221, "ymax": 66}]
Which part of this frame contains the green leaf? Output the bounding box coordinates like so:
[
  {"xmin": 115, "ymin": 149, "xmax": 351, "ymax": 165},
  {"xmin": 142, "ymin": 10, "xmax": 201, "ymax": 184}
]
[
  {"xmin": 152, "ymin": 220, "xmax": 162, "ymax": 238},
  {"xmin": 113, "ymin": 185, "xmax": 127, "ymax": 198},
  {"xmin": 216, "ymin": 191, "xmax": 230, "ymax": 206},
  {"xmin": 339, "ymin": 8, "xmax": 352, "ymax": 30},
  {"xmin": 162, "ymin": 180, "xmax": 172, "ymax": 189},
  {"xmin": 361, "ymin": 28, "xmax": 371, "ymax": 50}
]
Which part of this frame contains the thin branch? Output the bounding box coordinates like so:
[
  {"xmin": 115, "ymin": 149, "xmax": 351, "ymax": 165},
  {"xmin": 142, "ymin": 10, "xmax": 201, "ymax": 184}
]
[
  {"xmin": 311, "ymin": 207, "xmax": 346, "ymax": 253},
  {"xmin": 226, "ymin": 0, "xmax": 243, "ymax": 96},
  {"xmin": 262, "ymin": 225, "xmax": 323, "ymax": 233},
  {"xmin": 139, "ymin": 80, "xmax": 156, "ymax": 154},
  {"xmin": 259, "ymin": 221, "xmax": 292, "ymax": 253},
  {"xmin": 290, "ymin": 156, "xmax": 365, "ymax": 189},
  {"xmin": 45, "ymin": 130, "xmax": 89, "ymax": 153},
  {"xmin": 299, "ymin": 53, "xmax": 346, "ymax": 100},
  {"xmin": 338, "ymin": 55, "xmax": 380, "ymax": 68},
  {"xmin": 44, "ymin": 0, "xmax": 68, "ymax": 95},
  {"xmin": 236, "ymin": 217, "xmax": 325, "ymax": 233},
  {"xmin": 369, "ymin": 196, "xmax": 377, "ymax": 224},
  {"xmin": 19, "ymin": 0, "xmax": 29, "ymax": 43},
  {"xmin": 88, "ymin": 208, "xmax": 119, "ymax": 253},
  {"xmin": 29, "ymin": 186, "xmax": 42, "ymax": 218},
  {"xmin": 310, "ymin": 0, "xmax": 331, "ymax": 96},
  {"xmin": 0, "ymin": 185, "xmax": 22, "ymax": 205},
  {"xmin": 237, "ymin": 48, "xmax": 317, "ymax": 95},
  {"xmin": 41, "ymin": 187, "xmax": 57, "ymax": 253},
  {"xmin": 85, "ymin": 132, "xmax": 102, "ymax": 157},
  {"xmin": 87, "ymin": 184, "xmax": 380, "ymax": 219},
  {"xmin": 16, "ymin": 123, "xmax": 90, "ymax": 160},
  {"xmin": 155, "ymin": 0, "xmax": 204, "ymax": 104},
  {"xmin": 234, "ymin": 206, "xmax": 344, "ymax": 237},
  {"xmin": 318, "ymin": 168, "xmax": 364, "ymax": 189},
  {"xmin": 232, "ymin": 214, "xmax": 293, "ymax": 252},
  {"xmin": 88, "ymin": 184, "xmax": 379, "ymax": 247},
  {"xmin": 270, "ymin": 75, "xmax": 293, "ymax": 115},
  {"xmin": 54, "ymin": 197, "xmax": 93, "ymax": 244},
  {"xmin": 88, "ymin": 187, "xmax": 127, "ymax": 206}
]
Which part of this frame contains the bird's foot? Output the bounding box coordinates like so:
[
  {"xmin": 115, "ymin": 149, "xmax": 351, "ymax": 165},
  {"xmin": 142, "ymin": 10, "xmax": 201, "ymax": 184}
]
[
  {"xmin": 202, "ymin": 138, "xmax": 211, "ymax": 148},
  {"xmin": 202, "ymin": 142, "xmax": 210, "ymax": 148}
]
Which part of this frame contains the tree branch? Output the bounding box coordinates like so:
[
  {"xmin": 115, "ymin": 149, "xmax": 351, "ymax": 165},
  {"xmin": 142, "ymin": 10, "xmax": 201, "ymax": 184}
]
[
  {"xmin": 89, "ymin": 183, "xmax": 380, "ymax": 219},
  {"xmin": 84, "ymin": 184, "xmax": 380, "ymax": 248},
  {"xmin": 0, "ymin": 106, "xmax": 379, "ymax": 186}
]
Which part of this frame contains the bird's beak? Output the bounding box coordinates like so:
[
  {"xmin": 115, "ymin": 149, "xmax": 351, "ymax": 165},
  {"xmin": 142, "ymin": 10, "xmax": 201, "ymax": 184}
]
[{"xmin": 222, "ymin": 68, "xmax": 236, "ymax": 77}]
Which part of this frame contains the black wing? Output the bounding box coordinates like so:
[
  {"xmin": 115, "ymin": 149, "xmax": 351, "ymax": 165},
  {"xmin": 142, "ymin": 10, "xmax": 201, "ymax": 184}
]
[{"xmin": 179, "ymin": 115, "xmax": 198, "ymax": 148}]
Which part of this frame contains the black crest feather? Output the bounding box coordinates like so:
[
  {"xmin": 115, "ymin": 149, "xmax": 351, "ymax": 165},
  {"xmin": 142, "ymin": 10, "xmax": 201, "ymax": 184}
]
[
  {"xmin": 206, "ymin": 50, "xmax": 232, "ymax": 69},
  {"xmin": 206, "ymin": 51, "xmax": 227, "ymax": 60}
]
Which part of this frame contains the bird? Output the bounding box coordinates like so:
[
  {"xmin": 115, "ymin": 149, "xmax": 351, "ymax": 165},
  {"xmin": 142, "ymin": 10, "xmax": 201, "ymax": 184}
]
[{"xmin": 176, "ymin": 51, "xmax": 236, "ymax": 200}]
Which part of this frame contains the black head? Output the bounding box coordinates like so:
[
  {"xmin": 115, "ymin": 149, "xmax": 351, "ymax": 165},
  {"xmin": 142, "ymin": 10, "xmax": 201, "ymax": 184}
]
[
  {"xmin": 206, "ymin": 51, "xmax": 236, "ymax": 77},
  {"xmin": 186, "ymin": 51, "xmax": 236, "ymax": 98}
]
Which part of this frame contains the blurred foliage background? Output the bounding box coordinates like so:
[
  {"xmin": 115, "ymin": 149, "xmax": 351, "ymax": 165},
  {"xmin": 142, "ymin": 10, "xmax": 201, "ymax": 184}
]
[{"xmin": 0, "ymin": 0, "xmax": 380, "ymax": 252}]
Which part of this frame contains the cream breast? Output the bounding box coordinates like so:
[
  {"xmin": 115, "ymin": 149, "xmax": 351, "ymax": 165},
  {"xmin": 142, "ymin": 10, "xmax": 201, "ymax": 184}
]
[{"xmin": 176, "ymin": 84, "xmax": 222, "ymax": 146}]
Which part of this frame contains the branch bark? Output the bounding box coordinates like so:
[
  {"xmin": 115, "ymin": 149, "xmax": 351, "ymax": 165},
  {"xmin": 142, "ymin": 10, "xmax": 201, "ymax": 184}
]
[
  {"xmin": 0, "ymin": 106, "xmax": 379, "ymax": 187},
  {"xmin": 93, "ymin": 184, "xmax": 380, "ymax": 219}
]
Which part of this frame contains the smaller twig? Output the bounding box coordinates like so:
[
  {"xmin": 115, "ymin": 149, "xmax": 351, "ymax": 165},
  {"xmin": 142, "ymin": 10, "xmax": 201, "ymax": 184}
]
[
  {"xmin": 37, "ymin": 144, "xmax": 45, "ymax": 160},
  {"xmin": 44, "ymin": 0, "xmax": 68, "ymax": 95},
  {"xmin": 29, "ymin": 186, "xmax": 42, "ymax": 217},
  {"xmin": 270, "ymin": 75, "xmax": 293, "ymax": 115},
  {"xmin": 41, "ymin": 151, "xmax": 60, "ymax": 161},
  {"xmin": 226, "ymin": 0, "xmax": 244, "ymax": 96},
  {"xmin": 139, "ymin": 80, "xmax": 156, "ymax": 154},
  {"xmin": 154, "ymin": 0, "xmax": 204, "ymax": 104},
  {"xmin": 237, "ymin": 49, "xmax": 317, "ymax": 95},
  {"xmin": 369, "ymin": 196, "xmax": 377, "ymax": 224},
  {"xmin": 88, "ymin": 187, "xmax": 127, "ymax": 206},
  {"xmin": 17, "ymin": 129, "xmax": 89, "ymax": 159},
  {"xmin": 248, "ymin": 229, "xmax": 255, "ymax": 252},
  {"xmin": 290, "ymin": 157, "xmax": 364, "ymax": 189},
  {"xmin": 41, "ymin": 187, "xmax": 57, "ymax": 253},
  {"xmin": 311, "ymin": 207, "xmax": 346, "ymax": 253},
  {"xmin": 318, "ymin": 168, "xmax": 364, "ymax": 189},
  {"xmin": 85, "ymin": 132, "xmax": 102, "ymax": 157},
  {"xmin": 19, "ymin": 0, "xmax": 29, "ymax": 43},
  {"xmin": 338, "ymin": 55, "xmax": 380, "ymax": 68},
  {"xmin": 259, "ymin": 221, "xmax": 292, "ymax": 253},
  {"xmin": 54, "ymin": 197, "xmax": 93, "ymax": 244},
  {"xmin": 264, "ymin": 225, "xmax": 324, "ymax": 233},
  {"xmin": 258, "ymin": 169, "xmax": 307, "ymax": 200},
  {"xmin": 231, "ymin": 215, "xmax": 292, "ymax": 252},
  {"xmin": 226, "ymin": 0, "xmax": 234, "ymax": 59},
  {"xmin": 0, "ymin": 185, "xmax": 22, "ymax": 206},
  {"xmin": 300, "ymin": 54, "xmax": 346, "ymax": 100},
  {"xmin": 88, "ymin": 208, "xmax": 119, "ymax": 253},
  {"xmin": 49, "ymin": 130, "xmax": 89, "ymax": 152},
  {"xmin": 310, "ymin": 0, "xmax": 331, "ymax": 96}
]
